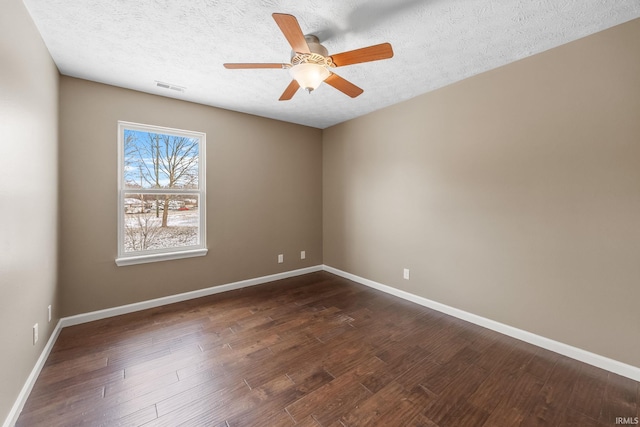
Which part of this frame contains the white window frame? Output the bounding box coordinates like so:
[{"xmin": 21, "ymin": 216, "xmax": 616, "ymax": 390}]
[{"xmin": 116, "ymin": 121, "xmax": 207, "ymax": 266}]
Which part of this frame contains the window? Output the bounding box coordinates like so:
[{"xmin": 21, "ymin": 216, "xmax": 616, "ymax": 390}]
[{"xmin": 116, "ymin": 121, "xmax": 206, "ymax": 266}]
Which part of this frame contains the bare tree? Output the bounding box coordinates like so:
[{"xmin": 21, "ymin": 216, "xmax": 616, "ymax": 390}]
[
  {"xmin": 125, "ymin": 132, "xmax": 199, "ymax": 227},
  {"xmin": 124, "ymin": 211, "xmax": 162, "ymax": 252}
]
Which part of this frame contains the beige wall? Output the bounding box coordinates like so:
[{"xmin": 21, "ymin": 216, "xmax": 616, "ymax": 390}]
[
  {"xmin": 0, "ymin": 0, "xmax": 60, "ymax": 422},
  {"xmin": 59, "ymin": 77, "xmax": 323, "ymax": 316},
  {"xmin": 323, "ymin": 19, "xmax": 640, "ymax": 367}
]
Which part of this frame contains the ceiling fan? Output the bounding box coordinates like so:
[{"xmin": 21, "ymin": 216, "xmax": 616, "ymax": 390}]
[{"xmin": 223, "ymin": 13, "xmax": 394, "ymax": 101}]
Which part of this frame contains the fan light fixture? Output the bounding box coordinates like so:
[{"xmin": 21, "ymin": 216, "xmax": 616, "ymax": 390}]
[{"xmin": 289, "ymin": 63, "xmax": 330, "ymax": 92}]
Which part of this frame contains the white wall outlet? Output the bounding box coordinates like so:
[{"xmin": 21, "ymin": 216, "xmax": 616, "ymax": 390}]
[
  {"xmin": 33, "ymin": 323, "xmax": 39, "ymax": 345},
  {"xmin": 403, "ymin": 268, "xmax": 410, "ymax": 280},
  {"xmin": 300, "ymin": 250, "xmax": 306, "ymax": 260},
  {"xmin": 278, "ymin": 254, "xmax": 284, "ymax": 264},
  {"xmin": 48, "ymin": 305, "xmax": 52, "ymax": 322}
]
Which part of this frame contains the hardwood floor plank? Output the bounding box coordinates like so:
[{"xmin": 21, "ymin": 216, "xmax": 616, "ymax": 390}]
[
  {"xmin": 558, "ymin": 408, "xmax": 604, "ymax": 427},
  {"xmin": 481, "ymin": 372, "xmax": 545, "ymax": 426},
  {"xmin": 293, "ymin": 415, "xmax": 322, "ymax": 426},
  {"xmin": 16, "ymin": 384, "xmax": 106, "ymax": 427},
  {"xmin": 600, "ymin": 372, "xmax": 639, "ymax": 425},
  {"xmin": 424, "ymin": 330, "xmax": 474, "ymax": 364},
  {"xmin": 154, "ymin": 374, "xmax": 242, "ymax": 418},
  {"xmin": 470, "ymin": 338, "xmax": 516, "ymax": 373},
  {"xmin": 374, "ymin": 385, "xmax": 438, "ymax": 425},
  {"xmin": 417, "ymin": 346, "xmax": 482, "ymax": 395},
  {"xmin": 46, "ymin": 366, "xmax": 220, "ymax": 426},
  {"xmin": 15, "ymin": 271, "xmax": 640, "ymax": 427},
  {"xmin": 21, "ymin": 365, "xmax": 124, "ymax": 406},
  {"xmin": 406, "ymin": 412, "xmax": 440, "ymax": 426},
  {"xmin": 359, "ymin": 347, "xmax": 427, "ymax": 394},
  {"xmin": 241, "ymin": 340, "xmax": 327, "ymax": 389},
  {"xmin": 103, "ymin": 370, "xmax": 179, "ymax": 404},
  {"xmin": 285, "ymin": 356, "xmax": 383, "ymax": 422},
  {"xmin": 439, "ymin": 401, "xmax": 490, "ymax": 426},
  {"xmin": 520, "ymin": 356, "xmax": 583, "ymax": 426},
  {"xmin": 339, "ymin": 381, "xmax": 407, "ymax": 426},
  {"xmin": 149, "ymin": 381, "xmax": 250, "ymax": 426},
  {"xmin": 468, "ymin": 341, "xmax": 535, "ymax": 411},
  {"xmin": 121, "ymin": 345, "xmax": 204, "ymax": 380},
  {"xmin": 110, "ymin": 404, "xmax": 158, "ymax": 426},
  {"xmin": 424, "ymin": 364, "xmax": 489, "ymax": 425},
  {"xmin": 287, "ymin": 365, "xmax": 335, "ymax": 395},
  {"xmin": 35, "ymin": 351, "xmax": 108, "ymax": 386},
  {"xmin": 568, "ymin": 363, "xmax": 608, "ymax": 420},
  {"xmin": 525, "ymin": 345, "xmax": 561, "ymax": 381},
  {"xmin": 227, "ymin": 408, "xmax": 294, "ymax": 427},
  {"xmin": 310, "ymin": 382, "xmax": 372, "ymax": 425},
  {"xmin": 182, "ymin": 376, "xmax": 298, "ymax": 427}
]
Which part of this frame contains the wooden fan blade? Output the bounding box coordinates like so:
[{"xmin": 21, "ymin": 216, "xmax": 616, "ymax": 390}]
[
  {"xmin": 272, "ymin": 13, "xmax": 310, "ymax": 54},
  {"xmin": 324, "ymin": 73, "xmax": 364, "ymax": 98},
  {"xmin": 279, "ymin": 80, "xmax": 300, "ymax": 101},
  {"xmin": 224, "ymin": 63, "xmax": 287, "ymax": 69},
  {"xmin": 330, "ymin": 43, "xmax": 394, "ymax": 67}
]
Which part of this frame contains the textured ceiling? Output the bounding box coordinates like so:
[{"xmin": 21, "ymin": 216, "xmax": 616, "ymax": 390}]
[{"xmin": 22, "ymin": 0, "xmax": 640, "ymax": 129}]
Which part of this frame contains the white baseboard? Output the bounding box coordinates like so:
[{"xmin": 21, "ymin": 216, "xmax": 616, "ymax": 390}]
[
  {"xmin": 322, "ymin": 265, "xmax": 640, "ymax": 382},
  {"xmin": 4, "ymin": 265, "xmax": 322, "ymax": 427},
  {"xmin": 60, "ymin": 265, "xmax": 323, "ymax": 328},
  {"xmin": 3, "ymin": 320, "xmax": 63, "ymax": 427}
]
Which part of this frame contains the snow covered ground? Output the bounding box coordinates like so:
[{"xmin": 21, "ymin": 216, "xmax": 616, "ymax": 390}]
[{"xmin": 124, "ymin": 211, "xmax": 199, "ymax": 252}]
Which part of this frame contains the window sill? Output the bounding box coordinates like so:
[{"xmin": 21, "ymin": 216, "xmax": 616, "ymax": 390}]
[{"xmin": 115, "ymin": 248, "xmax": 208, "ymax": 267}]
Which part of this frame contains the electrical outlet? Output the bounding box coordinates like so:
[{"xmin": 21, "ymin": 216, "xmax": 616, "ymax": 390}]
[
  {"xmin": 33, "ymin": 323, "xmax": 38, "ymax": 345},
  {"xmin": 301, "ymin": 250, "xmax": 306, "ymax": 260},
  {"xmin": 278, "ymin": 254, "xmax": 284, "ymax": 264},
  {"xmin": 48, "ymin": 305, "xmax": 52, "ymax": 322},
  {"xmin": 403, "ymin": 268, "xmax": 410, "ymax": 280}
]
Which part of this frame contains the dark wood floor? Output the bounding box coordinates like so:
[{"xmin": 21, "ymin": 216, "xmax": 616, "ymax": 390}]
[{"xmin": 17, "ymin": 272, "xmax": 639, "ymax": 426}]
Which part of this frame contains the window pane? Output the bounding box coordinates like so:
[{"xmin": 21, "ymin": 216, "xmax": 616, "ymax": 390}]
[
  {"xmin": 124, "ymin": 129, "xmax": 199, "ymax": 190},
  {"xmin": 123, "ymin": 193, "xmax": 199, "ymax": 253}
]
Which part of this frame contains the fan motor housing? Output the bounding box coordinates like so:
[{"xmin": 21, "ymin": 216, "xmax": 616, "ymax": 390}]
[
  {"xmin": 304, "ymin": 35, "xmax": 328, "ymax": 56},
  {"xmin": 289, "ymin": 35, "xmax": 329, "ymax": 58},
  {"xmin": 290, "ymin": 35, "xmax": 333, "ymax": 67}
]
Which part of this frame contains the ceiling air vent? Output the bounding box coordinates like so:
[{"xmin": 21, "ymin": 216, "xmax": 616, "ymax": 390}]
[{"xmin": 155, "ymin": 81, "xmax": 186, "ymax": 92}]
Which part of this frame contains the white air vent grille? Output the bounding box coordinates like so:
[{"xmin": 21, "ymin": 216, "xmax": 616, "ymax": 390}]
[{"xmin": 155, "ymin": 81, "xmax": 186, "ymax": 92}]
